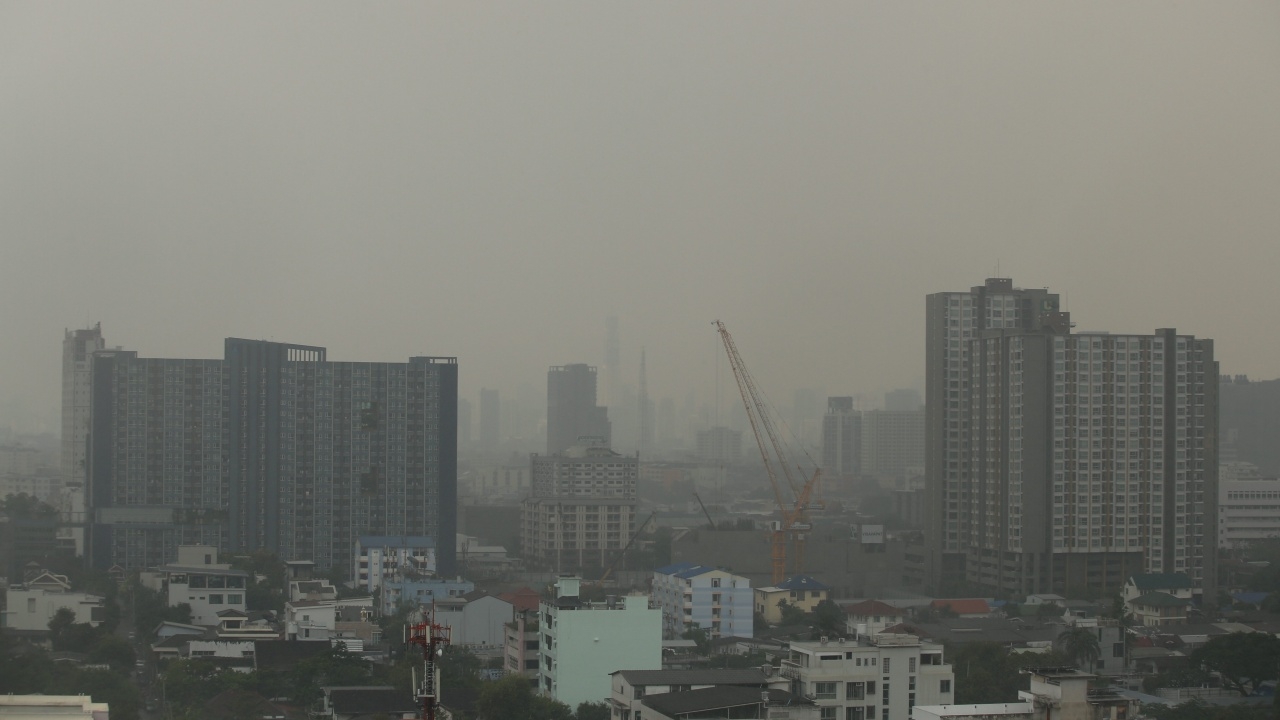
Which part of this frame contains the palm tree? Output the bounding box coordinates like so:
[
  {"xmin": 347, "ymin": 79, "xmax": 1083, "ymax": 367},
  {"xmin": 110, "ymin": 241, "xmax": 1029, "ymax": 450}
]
[{"xmin": 1054, "ymin": 626, "xmax": 1102, "ymax": 670}]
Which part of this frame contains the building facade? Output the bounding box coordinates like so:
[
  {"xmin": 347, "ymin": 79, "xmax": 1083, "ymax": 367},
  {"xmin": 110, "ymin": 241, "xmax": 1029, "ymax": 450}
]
[
  {"xmin": 861, "ymin": 409, "xmax": 925, "ymax": 478},
  {"xmin": 925, "ymin": 278, "xmax": 1218, "ymax": 597},
  {"xmin": 86, "ymin": 338, "xmax": 458, "ymax": 575},
  {"xmin": 1217, "ymin": 468, "xmax": 1280, "ymax": 549},
  {"xmin": 547, "ymin": 364, "xmax": 610, "ymax": 455},
  {"xmin": 353, "ymin": 535, "xmax": 436, "ymax": 595},
  {"xmin": 823, "ymin": 397, "xmax": 861, "ymax": 479},
  {"xmin": 538, "ymin": 576, "xmax": 662, "ymax": 709},
  {"xmin": 652, "ymin": 563, "xmax": 752, "ymax": 639},
  {"xmin": 784, "ymin": 635, "xmax": 955, "ymax": 720},
  {"xmin": 695, "ymin": 427, "xmax": 742, "ymax": 464},
  {"xmin": 521, "ymin": 443, "xmax": 639, "ymax": 570},
  {"xmin": 62, "ymin": 324, "xmax": 106, "ymax": 483}
]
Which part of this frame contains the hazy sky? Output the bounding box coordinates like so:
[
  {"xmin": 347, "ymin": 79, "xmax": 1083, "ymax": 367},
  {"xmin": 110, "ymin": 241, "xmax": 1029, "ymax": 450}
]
[{"xmin": 3, "ymin": 2, "xmax": 1279, "ymax": 433}]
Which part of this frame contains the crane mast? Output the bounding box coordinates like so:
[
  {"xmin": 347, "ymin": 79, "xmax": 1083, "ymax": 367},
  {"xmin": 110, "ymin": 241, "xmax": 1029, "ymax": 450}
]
[{"xmin": 714, "ymin": 320, "xmax": 822, "ymax": 584}]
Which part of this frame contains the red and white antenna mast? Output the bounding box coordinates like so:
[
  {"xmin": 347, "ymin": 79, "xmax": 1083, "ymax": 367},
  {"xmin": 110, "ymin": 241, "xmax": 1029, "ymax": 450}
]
[{"xmin": 407, "ymin": 607, "xmax": 452, "ymax": 720}]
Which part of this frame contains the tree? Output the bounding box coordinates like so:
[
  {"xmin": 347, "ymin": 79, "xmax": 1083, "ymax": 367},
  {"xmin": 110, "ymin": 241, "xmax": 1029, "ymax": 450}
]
[
  {"xmin": 682, "ymin": 625, "xmax": 711, "ymax": 656},
  {"xmin": 1190, "ymin": 632, "xmax": 1280, "ymax": 696},
  {"xmin": 777, "ymin": 601, "xmax": 806, "ymax": 627},
  {"xmin": 813, "ymin": 600, "xmax": 845, "ymax": 638},
  {"xmin": 576, "ymin": 702, "xmax": 610, "ymax": 720},
  {"xmin": 477, "ymin": 674, "xmax": 573, "ymax": 720},
  {"xmin": 1053, "ymin": 627, "xmax": 1101, "ymax": 670}
]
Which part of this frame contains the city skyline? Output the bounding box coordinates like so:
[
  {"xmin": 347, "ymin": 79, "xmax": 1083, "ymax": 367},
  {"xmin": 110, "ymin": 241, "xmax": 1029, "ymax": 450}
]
[{"xmin": 4, "ymin": 3, "xmax": 1280, "ymax": 435}]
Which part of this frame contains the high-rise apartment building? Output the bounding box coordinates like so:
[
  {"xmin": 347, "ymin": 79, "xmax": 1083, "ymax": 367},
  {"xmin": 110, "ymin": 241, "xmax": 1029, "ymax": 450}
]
[
  {"xmin": 62, "ymin": 324, "xmax": 106, "ymax": 481},
  {"xmin": 861, "ymin": 409, "xmax": 925, "ymax": 477},
  {"xmin": 822, "ymin": 397, "xmax": 861, "ymax": 478},
  {"xmin": 521, "ymin": 441, "xmax": 638, "ymax": 570},
  {"xmin": 546, "ymin": 364, "xmax": 610, "ymax": 455},
  {"xmin": 925, "ymin": 278, "xmax": 1217, "ymax": 597},
  {"xmin": 87, "ymin": 338, "xmax": 458, "ymax": 575},
  {"xmin": 695, "ymin": 426, "xmax": 742, "ymax": 464}
]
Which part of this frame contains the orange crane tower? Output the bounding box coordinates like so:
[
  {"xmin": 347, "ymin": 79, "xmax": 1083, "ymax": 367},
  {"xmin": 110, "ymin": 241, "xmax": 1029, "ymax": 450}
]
[{"xmin": 714, "ymin": 320, "xmax": 822, "ymax": 585}]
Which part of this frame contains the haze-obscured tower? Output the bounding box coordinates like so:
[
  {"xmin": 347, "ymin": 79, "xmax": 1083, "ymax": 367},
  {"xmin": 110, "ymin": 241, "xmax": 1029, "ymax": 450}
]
[
  {"xmin": 62, "ymin": 324, "xmax": 105, "ymax": 482},
  {"xmin": 821, "ymin": 397, "xmax": 860, "ymax": 478},
  {"xmin": 547, "ymin": 364, "xmax": 610, "ymax": 455},
  {"xmin": 479, "ymin": 388, "xmax": 500, "ymax": 452}
]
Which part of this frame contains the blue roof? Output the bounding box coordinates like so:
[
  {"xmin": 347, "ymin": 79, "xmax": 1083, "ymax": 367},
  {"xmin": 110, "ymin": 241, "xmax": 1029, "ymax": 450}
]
[
  {"xmin": 358, "ymin": 535, "xmax": 434, "ymax": 549},
  {"xmin": 655, "ymin": 562, "xmax": 698, "ymax": 575},
  {"xmin": 1233, "ymin": 591, "xmax": 1270, "ymax": 605},
  {"xmin": 674, "ymin": 566, "xmax": 718, "ymax": 580},
  {"xmin": 776, "ymin": 575, "xmax": 829, "ymax": 591}
]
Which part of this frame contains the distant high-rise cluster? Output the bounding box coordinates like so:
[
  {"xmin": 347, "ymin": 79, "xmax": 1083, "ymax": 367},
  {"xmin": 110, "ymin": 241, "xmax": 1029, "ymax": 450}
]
[
  {"xmin": 61, "ymin": 324, "xmax": 105, "ymax": 482},
  {"xmin": 924, "ymin": 278, "xmax": 1217, "ymax": 597},
  {"xmin": 546, "ymin": 364, "xmax": 611, "ymax": 454},
  {"xmin": 83, "ymin": 335, "xmax": 458, "ymax": 575},
  {"xmin": 820, "ymin": 394, "xmax": 924, "ymax": 481}
]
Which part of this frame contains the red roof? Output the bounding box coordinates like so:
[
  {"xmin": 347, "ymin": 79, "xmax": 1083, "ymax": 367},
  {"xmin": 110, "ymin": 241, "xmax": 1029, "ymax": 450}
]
[
  {"xmin": 843, "ymin": 600, "xmax": 905, "ymax": 617},
  {"xmin": 498, "ymin": 586, "xmax": 540, "ymax": 613},
  {"xmin": 931, "ymin": 598, "xmax": 990, "ymax": 615}
]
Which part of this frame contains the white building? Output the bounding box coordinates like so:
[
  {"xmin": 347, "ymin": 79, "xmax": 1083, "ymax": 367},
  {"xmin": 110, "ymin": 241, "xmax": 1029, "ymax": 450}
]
[
  {"xmin": 353, "ymin": 535, "xmax": 436, "ymax": 595},
  {"xmin": 843, "ymin": 600, "xmax": 907, "ymax": 638},
  {"xmin": 539, "ymin": 576, "xmax": 662, "ymax": 709},
  {"xmin": 434, "ymin": 591, "xmax": 513, "ymax": 649},
  {"xmin": 161, "ymin": 546, "xmax": 248, "ymax": 626},
  {"xmin": 652, "ymin": 562, "xmax": 752, "ymax": 639},
  {"xmin": 1, "ymin": 572, "xmax": 105, "ymax": 631},
  {"xmin": 916, "ymin": 668, "xmax": 1137, "ymax": 720},
  {"xmin": 783, "ymin": 634, "xmax": 955, "ymax": 720},
  {"xmin": 1217, "ymin": 469, "xmax": 1280, "ymax": 549},
  {"xmin": 522, "ymin": 443, "xmax": 639, "ymax": 569},
  {"xmin": 286, "ymin": 600, "xmax": 337, "ymax": 641},
  {"xmin": 0, "ymin": 695, "xmax": 109, "ymax": 719}
]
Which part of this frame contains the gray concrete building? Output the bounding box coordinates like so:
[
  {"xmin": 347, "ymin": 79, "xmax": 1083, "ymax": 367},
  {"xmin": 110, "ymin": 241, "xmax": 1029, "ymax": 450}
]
[
  {"xmin": 925, "ymin": 278, "xmax": 1217, "ymax": 597},
  {"xmin": 521, "ymin": 441, "xmax": 638, "ymax": 570},
  {"xmin": 547, "ymin": 364, "xmax": 611, "ymax": 455},
  {"xmin": 87, "ymin": 339, "xmax": 458, "ymax": 576},
  {"xmin": 822, "ymin": 397, "xmax": 861, "ymax": 479}
]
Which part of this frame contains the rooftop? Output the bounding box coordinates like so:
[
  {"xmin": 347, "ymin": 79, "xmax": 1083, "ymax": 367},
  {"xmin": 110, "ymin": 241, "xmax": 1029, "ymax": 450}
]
[
  {"xmin": 844, "ymin": 600, "xmax": 906, "ymax": 617},
  {"xmin": 611, "ymin": 668, "xmax": 770, "ymax": 686},
  {"xmin": 1131, "ymin": 593, "xmax": 1191, "ymax": 608},
  {"xmin": 641, "ymin": 687, "xmax": 808, "ymax": 717}
]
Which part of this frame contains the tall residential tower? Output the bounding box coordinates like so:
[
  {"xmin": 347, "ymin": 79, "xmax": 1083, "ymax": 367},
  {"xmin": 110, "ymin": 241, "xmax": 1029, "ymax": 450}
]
[{"xmin": 546, "ymin": 364, "xmax": 610, "ymax": 454}]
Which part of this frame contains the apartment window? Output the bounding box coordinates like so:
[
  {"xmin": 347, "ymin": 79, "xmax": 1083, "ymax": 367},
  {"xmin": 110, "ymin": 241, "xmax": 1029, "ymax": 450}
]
[
  {"xmin": 847, "ymin": 682, "xmax": 866, "ymax": 700},
  {"xmin": 941, "ymin": 680, "xmax": 951, "ymax": 693},
  {"xmin": 846, "ymin": 708, "xmax": 865, "ymax": 720},
  {"xmin": 814, "ymin": 682, "xmax": 838, "ymax": 700},
  {"xmin": 209, "ymin": 594, "xmax": 224, "ymax": 605},
  {"xmin": 883, "ymin": 658, "xmax": 890, "ymax": 673},
  {"xmin": 27, "ymin": 598, "xmax": 36, "ymax": 613},
  {"xmin": 821, "ymin": 709, "xmax": 838, "ymax": 720},
  {"xmin": 909, "ymin": 657, "xmax": 917, "ymax": 672}
]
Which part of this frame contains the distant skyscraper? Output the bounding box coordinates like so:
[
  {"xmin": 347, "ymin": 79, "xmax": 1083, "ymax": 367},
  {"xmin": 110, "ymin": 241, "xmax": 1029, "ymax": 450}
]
[
  {"xmin": 926, "ymin": 278, "xmax": 1218, "ymax": 597},
  {"xmin": 62, "ymin": 324, "xmax": 105, "ymax": 482},
  {"xmin": 695, "ymin": 426, "xmax": 741, "ymax": 464},
  {"xmin": 479, "ymin": 388, "xmax": 500, "ymax": 451},
  {"xmin": 546, "ymin": 364, "xmax": 611, "ymax": 455},
  {"xmin": 638, "ymin": 349, "xmax": 653, "ymax": 456},
  {"xmin": 821, "ymin": 397, "xmax": 860, "ymax": 478},
  {"xmin": 87, "ymin": 339, "xmax": 458, "ymax": 575},
  {"xmin": 861, "ymin": 409, "xmax": 924, "ymax": 477},
  {"xmin": 884, "ymin": 388, "xmax": 922, "ymax": 412},
  {"xmin": 457, "ymin": 398, "xmax": 472, "ymax": 450},
  {"xmin": 604, "ymin": 316, "xmax": 621, "ymax": 407}
]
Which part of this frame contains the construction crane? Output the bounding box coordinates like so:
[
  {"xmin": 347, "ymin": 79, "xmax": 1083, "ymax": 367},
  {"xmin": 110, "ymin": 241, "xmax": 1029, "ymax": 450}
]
[
  {"xmin": 714, "ymin": 320, "xmax": 822, "ymax": 585},
  {"xmin": 407, "ymin": 608, "xmax": 452, "ymax": 720},
  {"xmin": 693, "ymin": 491, "xmax": 717, "ymax": 530}
]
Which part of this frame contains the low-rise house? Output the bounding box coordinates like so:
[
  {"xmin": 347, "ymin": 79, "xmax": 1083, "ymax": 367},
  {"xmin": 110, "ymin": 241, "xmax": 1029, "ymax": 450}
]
[
  {"xmin": 380, "ymin": 577, "xmax": 474, "ymax": 616},
  {"xmin": 1122, "ymin": 573, "xmax": 1196, "ymax": 615},
  {"xmin": 754, "ymin": 576, "xmax": 830, "ymax": 625},
  {"xmin": 434, "ymin": 590, "xmax": 513, "ymax": 649},
  {"xmin": 610, "ymin": 668, "xmax": 789, "ymax": 720},
  {"xmin": 186, "ymin": 639, "xmax": 256, "ymax": 671},
  {"xmin": 652, "ymin": 562, "xmax": 753, "ymax": 639},
  {"xmin": 504, "ymin": 609, "xmax": 540, "ymax": 680},
  {"xmin": 335, "ymin": 605, "xmax": 381, "ymax": 646},
  {"xmin": 1017, "ymin": 668, "xmax": 1136, "ymax": 720},
  {"xmin": 1130, "ymin": 594, "xmax": 1191, "ymax": 627},
  {"xmin": 317, "ymin": 686, "xmax": 417, "ymax": 720},
  {"xmin": 2, "ymin": 571, "xmax": 105, "ymax": 631},
  {"xmin": 844, "ymin": 600, "xmax": 907, "ymax": 637},
  {"xmin": 638, "ymin": 687, "xmax": 818, "ymax": 720},
  {"xmin": 782, "ymin": 634, "xmax": 955, "ymax": 720},
  {"xmin": 286, "ymin": 600, "xmax": 336, "ymax": 641},
  {"xmin": 353, "ymin": 535, "xmax": 436, "ymax": 596},
  {"xmin": 498, "ymin": 586, "xmax": 541, "ymax": 613},
  {"xmin": 289, "ymin": 579, "xmax": 338, "ymax": 603},
  {"xmin": 159, "ymin": 546, "xmax": 248, "ymax": 626},
  {"xmin": 215, "ymin": 610, "xmax": 281, "ymax": 641},
  {"xmin": 929, "ymin": 599, "xmax": 991, "ymax": 619},
  {"xmin": 0, "ymin": 695, "xmax": 109, "ymax": 719}
]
